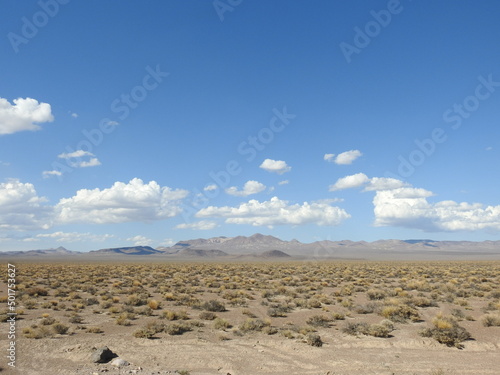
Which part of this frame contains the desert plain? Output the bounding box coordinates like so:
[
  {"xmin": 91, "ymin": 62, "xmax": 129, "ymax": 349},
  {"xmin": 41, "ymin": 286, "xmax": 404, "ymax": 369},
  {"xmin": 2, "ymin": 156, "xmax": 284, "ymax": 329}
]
[{"xmin": 1, "ymin": 259, "xmax": 499, "ymax": 375}]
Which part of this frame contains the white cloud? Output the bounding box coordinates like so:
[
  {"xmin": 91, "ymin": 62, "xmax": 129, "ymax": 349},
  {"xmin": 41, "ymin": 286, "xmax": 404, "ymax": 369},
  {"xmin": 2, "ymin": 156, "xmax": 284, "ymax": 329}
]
[
  {"xmin": 329, "ymin": 173, "xmax": 369, "ymax": 191},
  {"xmin": 0, "ymin": 179, "xmax": 53, "ymax": 230},
  {"xmin": 56, "ymin": 178, "xmax": 189, "ymax": 224},
  {"xmin": 364, "ymin": 177, "xmax": 410, "ymax": 191},
  {"xmin": 259, "ymin": 159, "xmax": 291, "ymax": 174},
  {"xmin": 78, "ymin": 158, "xmax": 101, "ymax": 168},
  {"xmin": 325, "ymin": 150, "xmax": 362, "ymax": 165},
  {"xmin": 127, "ymin": 235, "xmax": 153, "ymax": 246},
  {"xmin": 225, "ymin": 180, "xmax": 266, "ymax": 197},
  {"xmin": 372, "ymin": 185, "xmax": 500, "ymax": 232},
  {"xmin": 70, "ymin": 112, "xmax": 78, "ymax": 118},
  {"xmin": 42, "ymin": 170, "xmax": 63, "ymax": 178},
  {"xmin": 324, "ymin": 153, "xmax": 335, "ymax": 162},
  {"xmin": 58, "ymin": 150, "xmax": 93, "ymax": 159},
  {"xmin": 57, "ymin": 150, "xmax": 101, "ymax": 169},
  {"xmin": 335, "ymin": 150, "xmax": 362, "ymax": 165},
  {"xmin": 175, "ymin": 220, "xmax": 218, "ymax": 230},
  {"xmin": 0, "ymin": 97, "xmax": 54, "ymax": 135},
  {"xmin": 160, "ymin": 238, "xmax": 175, "ymax": 247},
  {"xmin": 278, "ymin": 180, "xmax": 289, "ymax": 185},
  {"xmin": 204, "ymin": 184, "xmax": 218, "ymax": 191},
  {"xmin": 196, "ymin": 196, "xmax": 350, "ymax": 227},
  {"xmin": 36, "ymin": 231, "xmax": 114, "ymax": 243}
]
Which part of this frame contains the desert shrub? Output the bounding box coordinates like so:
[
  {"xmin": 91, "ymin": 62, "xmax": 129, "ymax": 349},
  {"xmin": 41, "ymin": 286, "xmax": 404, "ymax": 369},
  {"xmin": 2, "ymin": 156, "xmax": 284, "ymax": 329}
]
[
  {"xmin": 342, "ymin": 321, "xmax": 370, "ymax": 336},
  {"xmin": 332, "ymin": 312, "xmax": 345, "ymax": 320},
  {"xmin": 367, "ymin": 324, "xmax": 391, "ymax": 338},
  {"xmin": 85, "ymin": 297, "xmax": 99, "ymax": 306},
  {"xmin": 306, "ymin": 333, "xmax": 323, "ymax": 347},
  {"xmin": 412, "ymin": 296, "xmax": 436, "ymax": 308},
  {"xmin": 134, "ymin": 327, "xmax": 156, "ymax": 339},
  {"xmin": 68, "ymin": 314, "xmax": 83, "ymax": 324},
  {"xmin": 280, "ymin": 329, "xmax": 295, "ymax": 339},
  {"xmin": 367, "ymin": 289, "xmax": 387, "ymax": 300},
  {"xmin": 239, "ymin": 318, "xmax": 268, "ymax": 332},
  {"xmin": 262, "ymin": 326, "xmax": 278, "ymax": 335},
  {"xmin": 354, "ymin": 302, "xmax": 381, "ymax": 314},
  {"xmin": 213, "ymin": 318, "xmax": 231, "ymax": 330},
  {"xmin": 165, "ymin": 322, "xmax": 192, "ymax": 335},
  {"xmin": 420, "ymin": 314, "xmax": 471, "ymax": 348},
  {"xmin": 23, "ymin": 299, "xmax": 37, "ymax": 309},
  {"xmin": 86, "ymin": 326, "xmax": 103, "ymax": 333},
  {"xmin": 481, "ymin": 314, "xmax": 500, "ymax": 327},
  {"xmin": 40, "ymin": 317, "xmax": 56, "ymax": 326},
  {"xmin": 126, "ymin": 294, "xmax": 148, "ymax": 306},
  {"xmin": 267, "ymin": 305, "xmax": 290, "ymax": 317},
  {"xmin": 199, "ymin": 311, "xmax": 217, "ymax": 320},
  {"xmin": 308, "ymin": 299, "xmax": 322, "ymax": 308},
  {"xmin": 26, "ymin": 287, "xmax": 49, "ymax": 297},
  {"xmin": 380, "ymin": 304, "xmax": 420, "ymax": 323},
  {"xmin": 147, "ymin": 299, "xmax": 161, "ymax": 310},
  {"xmin": 22, "ymin": 326, "xmax": 53, "ymax": 339},
  {"xmin": 137, "ymin": 306, "xmax": 154, "ymax": 316},
  {"xmin": 101, "ymin": 301, "xmax": 113, "ymax": 309},
  {"xmin": 52, "ymin": 323, "xmax": 69, "ymax": 334},
  {"xmin": 116, "ymin": 313, "xmax": 132, "ymax": 326},
  {"xmin": 306, "ymin": 314, "xmax": 332, "ymax": 328},
  {"xmin": 162, "ymin": 310, "xmax": 189, "ymax": 321},
  {"xmin": 201, "ymin": 300, "xmax": 226, "ymax": 312},
  {"xmin": 451, "ymin": 308, "xmax": 465, "ymax": 320}
]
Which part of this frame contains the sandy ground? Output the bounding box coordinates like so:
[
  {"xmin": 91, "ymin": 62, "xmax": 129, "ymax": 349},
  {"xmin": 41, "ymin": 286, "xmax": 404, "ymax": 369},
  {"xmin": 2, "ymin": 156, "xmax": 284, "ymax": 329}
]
[{"xmin": 6, "ymin": 324, "xmax": 499, "ymax": 375}]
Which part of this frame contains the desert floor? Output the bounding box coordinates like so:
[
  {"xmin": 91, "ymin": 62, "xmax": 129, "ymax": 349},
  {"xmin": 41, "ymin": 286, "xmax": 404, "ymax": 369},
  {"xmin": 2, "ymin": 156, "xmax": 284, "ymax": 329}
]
[{"xmin": 1, "ymin": 260, "xmax": 499, "ymax": 375}]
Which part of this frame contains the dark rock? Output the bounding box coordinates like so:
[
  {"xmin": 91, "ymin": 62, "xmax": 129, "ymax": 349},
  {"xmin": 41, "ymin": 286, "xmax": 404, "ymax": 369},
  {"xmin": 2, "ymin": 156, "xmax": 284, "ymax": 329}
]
[{"xmin": 91, "ymin": 346, "xmax": 117, "ymax": 363}]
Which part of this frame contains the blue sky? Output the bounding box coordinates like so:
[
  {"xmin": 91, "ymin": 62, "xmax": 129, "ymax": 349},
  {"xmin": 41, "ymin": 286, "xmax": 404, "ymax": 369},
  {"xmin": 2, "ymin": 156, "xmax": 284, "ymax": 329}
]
[{"xmin": 1, "ymin": 0, "xmax": 500, "ymax": 251}]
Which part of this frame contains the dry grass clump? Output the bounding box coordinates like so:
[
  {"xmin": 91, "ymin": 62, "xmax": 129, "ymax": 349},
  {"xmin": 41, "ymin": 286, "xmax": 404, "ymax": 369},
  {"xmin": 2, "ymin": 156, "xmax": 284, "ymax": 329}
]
[
  {"xmin": 306, "ymin": 333, "xmax": 323, "ymax": 347},
  {"xmin": 380, "ymin": 301, "xmax": 420, "ymax": 323},
  {"xmin": 238, "ymin": 318, "xmax": 270, "ymax": 333},
  {"xmin": 481, "ymin": 313, "xmax": 500, "ymax": 327},
  {"xmin": 420, "ymin": 313, "xmax": 471, "ymax": 348},
  {"xmin": 199, "ymin": 311, "xmax": 217, "ymax": 320},
  {"xmin": 200, "ymin": 300, "xmax": 226, "ymax": 312},
  {"xmin": 162, "ymin": 309, "xmax": 189, "ymax": 321},
  {"xmin": 342, "ymin": 319, "xmax": 394, "ymax": 338},
  {"xmin": 213, "ymin": 317, "xmax": 232, "ymax": 330},
  {"xmin": 306, "ymin": 314, "xmax": 332, "ymax": 328}
]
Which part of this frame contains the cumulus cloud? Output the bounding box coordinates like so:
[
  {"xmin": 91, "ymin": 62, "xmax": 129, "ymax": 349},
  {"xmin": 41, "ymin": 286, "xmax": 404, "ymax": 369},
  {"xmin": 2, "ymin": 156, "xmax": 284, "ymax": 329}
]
[
  {"xmin": 278, "ymin": 180, "xmax": 289, "ymax": 185},
  {"xmin": 225, "ymin": 180, "xmax": 266, "ymax": 197},
  {"xmin": 175, "ymin": 220, "xmax": 218, "ymax": 230},
  {"xmin": 325, "ymin": 150, "xmax": 362, "ymax": 165},
  {"xmin": 0, "ymin": 97, "xmax": 54, "ymax": 135},
  {"xmin": 329, "ymin": 173, "xmax": 369, "ymax": 191},
  {"xmin": 372, "ymin": 186, "xmax": 500, "ymax": 232},
  {"xmin": 259, "ymin": 159, "xmax": 291, "ymax": 174},
  {"xmin": 196, "ymin": 196, "xmax": 350, "ymax": 227},
  {"xmin": 35, "ymin": 231, "xmax": 114, "ymax": 243},
  {"xmin": 56, "ymin": 178, "xmax": 189, "ymax": 224},
  {"xmin": 0, "ymin": 179, "xmax": 53, "ymax": 230},
  {"xmin": 127, "ymin": 235, "xmax": 154, "ymax": 246}
]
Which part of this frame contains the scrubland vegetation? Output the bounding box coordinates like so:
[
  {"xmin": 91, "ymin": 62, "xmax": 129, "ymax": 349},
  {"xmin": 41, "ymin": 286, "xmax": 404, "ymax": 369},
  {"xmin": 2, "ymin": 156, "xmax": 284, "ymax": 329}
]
[{"xmin": 1, "ymin": 261, "xmax": 499, "ymax": 351}]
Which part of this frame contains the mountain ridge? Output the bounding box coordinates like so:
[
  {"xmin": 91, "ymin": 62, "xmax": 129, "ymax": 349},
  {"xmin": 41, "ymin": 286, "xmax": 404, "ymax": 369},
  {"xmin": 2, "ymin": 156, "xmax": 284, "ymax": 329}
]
[{"xmin": 2, "ymin": 235, "xmax": 500, "ymax": 260}]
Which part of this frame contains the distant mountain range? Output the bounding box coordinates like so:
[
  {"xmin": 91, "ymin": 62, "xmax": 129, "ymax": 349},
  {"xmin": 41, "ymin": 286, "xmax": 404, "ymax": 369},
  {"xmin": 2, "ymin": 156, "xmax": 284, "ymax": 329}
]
[{"xmin": 2, "ymin": 234, "xmax": 500, "ymax": 260}]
